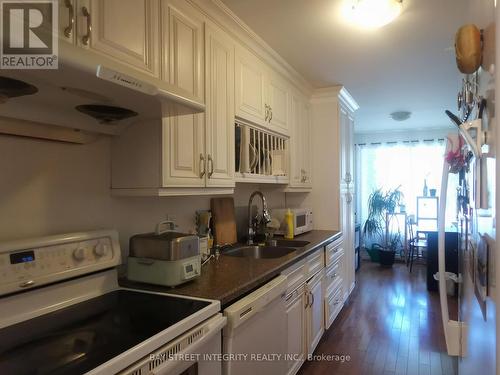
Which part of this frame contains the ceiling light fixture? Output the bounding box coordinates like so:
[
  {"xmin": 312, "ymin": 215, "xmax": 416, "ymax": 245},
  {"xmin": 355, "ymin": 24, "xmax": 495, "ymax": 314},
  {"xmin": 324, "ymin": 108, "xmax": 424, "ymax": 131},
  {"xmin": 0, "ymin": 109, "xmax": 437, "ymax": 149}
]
[
  {"xmin": 390, "ymin": 111, "xmax": 412, "ymax": 121},
  {"xmin": 342, "ymin": 0, "xmax": 403, "ymax": 29}
]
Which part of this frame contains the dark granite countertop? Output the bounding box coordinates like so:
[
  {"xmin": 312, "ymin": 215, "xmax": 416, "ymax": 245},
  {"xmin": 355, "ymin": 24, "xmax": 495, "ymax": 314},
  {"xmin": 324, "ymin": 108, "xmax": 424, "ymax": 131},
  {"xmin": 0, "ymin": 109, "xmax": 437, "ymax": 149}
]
[{"xmin": 119, "ymin": 230, "xmax": 341, "ymax": 308}]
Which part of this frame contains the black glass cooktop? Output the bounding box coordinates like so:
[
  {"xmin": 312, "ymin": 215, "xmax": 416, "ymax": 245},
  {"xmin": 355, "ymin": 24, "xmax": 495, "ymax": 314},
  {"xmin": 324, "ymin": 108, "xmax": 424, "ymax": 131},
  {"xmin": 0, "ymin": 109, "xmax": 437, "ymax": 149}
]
[{"xmin": 0, "ymin": 290, "xmax": 210, "ymax": 375}]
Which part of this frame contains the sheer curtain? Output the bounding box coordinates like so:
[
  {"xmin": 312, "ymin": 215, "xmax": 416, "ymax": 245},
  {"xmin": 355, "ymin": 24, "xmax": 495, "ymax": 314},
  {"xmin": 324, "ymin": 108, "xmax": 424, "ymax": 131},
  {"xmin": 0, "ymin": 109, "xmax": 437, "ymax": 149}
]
[{"xmin": 356, "ymin": 139, "xmax": 458, "ymax": 236}]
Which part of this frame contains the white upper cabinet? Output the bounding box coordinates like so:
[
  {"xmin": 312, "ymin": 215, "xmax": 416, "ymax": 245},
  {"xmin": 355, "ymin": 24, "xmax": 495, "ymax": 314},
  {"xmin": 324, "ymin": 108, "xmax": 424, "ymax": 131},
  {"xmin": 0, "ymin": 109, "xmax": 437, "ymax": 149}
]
[
  {"xmin": 288, "ymin": 91, "xmax": 312, "ymax": 190},
  {"xmin": 162, "ymin": 112, "xmax": 206, "ymax": 187},
  {"xmin": 301, "ymin": 101, "xmax": 312, "ymax": 187},
  {"xmin": 267, "ymin": 72, "xmax": 290, "ymax": 133},
  {"xmin": 235, "ymin": 45, "xmax": 291, "ymax": 135},
  {"xmin": 59, "ymin": 0, "xmax": 76, "ymax": 44},
  {"xmin": 111, "ymin": 19, "xmax": 236, "ymax": 196},
  {"xmin": 87, "ymin": 0, "xmax": 160, "ymax": 76},
  {"xmin": 235, "ymin": 45, "xmax": 267, "ymax": 125},
  {"xmin": 339, "ymin": 102, "xmax": 355, "ymax": 187},
  {"xmin": 161, "ymin": 0, "xmax": 204, "ymax": 102},
  {"xmin": 204, "ymin": 22, "xmax": 235, "ymax": 187}
]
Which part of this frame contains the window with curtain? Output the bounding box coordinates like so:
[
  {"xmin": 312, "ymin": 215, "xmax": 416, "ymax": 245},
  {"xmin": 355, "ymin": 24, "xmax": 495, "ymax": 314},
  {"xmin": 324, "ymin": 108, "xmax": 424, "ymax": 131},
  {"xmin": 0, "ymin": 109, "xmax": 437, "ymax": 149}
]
[{"xmin": 355, "ymin": 139, "xmax": 459, "ymax": 241}]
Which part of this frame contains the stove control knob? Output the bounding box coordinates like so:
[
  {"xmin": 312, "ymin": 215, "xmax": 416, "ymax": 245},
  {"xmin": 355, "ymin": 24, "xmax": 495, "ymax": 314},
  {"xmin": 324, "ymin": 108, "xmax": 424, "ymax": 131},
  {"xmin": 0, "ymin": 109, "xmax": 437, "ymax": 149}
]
[
  {"xmin": 73, "ymin": 247, "xmax": 86, "ymax": 261},
  {"xmin": 94, "ymin": 243, "xmax": 109, "ymax": 257}
]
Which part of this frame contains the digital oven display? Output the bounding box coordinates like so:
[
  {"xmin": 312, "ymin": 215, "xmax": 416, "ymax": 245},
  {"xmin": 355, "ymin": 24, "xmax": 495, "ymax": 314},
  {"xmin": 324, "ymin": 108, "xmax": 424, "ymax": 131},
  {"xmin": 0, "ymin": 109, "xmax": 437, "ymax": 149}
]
[{"xmin": 10, "ymin": 250, "xmax": 35, "ymax": 264}]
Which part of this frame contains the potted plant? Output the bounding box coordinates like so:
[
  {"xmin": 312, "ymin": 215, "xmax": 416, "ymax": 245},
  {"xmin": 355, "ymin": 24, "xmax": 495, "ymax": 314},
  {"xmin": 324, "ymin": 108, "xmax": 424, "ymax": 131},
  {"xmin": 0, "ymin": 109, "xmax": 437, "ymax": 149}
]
[{"xmin": 363, "ymin": 187, "xmax": 404, "ymax": 267}]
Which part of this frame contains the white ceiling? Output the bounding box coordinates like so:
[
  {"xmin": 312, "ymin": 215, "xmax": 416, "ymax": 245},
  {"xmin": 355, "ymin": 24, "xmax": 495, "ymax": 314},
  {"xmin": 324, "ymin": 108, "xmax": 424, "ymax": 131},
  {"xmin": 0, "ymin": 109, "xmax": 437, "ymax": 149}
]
[{"xmin": 220, "ymin": 0, "xmax": 469, "ymax": 133}]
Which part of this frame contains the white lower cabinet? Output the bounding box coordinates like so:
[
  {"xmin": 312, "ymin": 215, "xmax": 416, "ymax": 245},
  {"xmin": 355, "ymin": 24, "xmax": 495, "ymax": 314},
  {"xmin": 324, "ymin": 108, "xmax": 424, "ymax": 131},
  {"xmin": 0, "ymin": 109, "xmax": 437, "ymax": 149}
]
[
  {"xmin": 305, "ymin": 270, "xmax": 324, "ymax": 355},
  {"xmin": 324, "ymin": 280, "xmax": 344, "ymax": 330},
  {"xmin": 285, "ymin": 285, "xmax": 306, "ymax": 375},
  {"xmin": 281, "ymin": 240, "xmax": 346, "ymax": 374},
  {"xmin": 324, "ymin": 256, "xmax": 344, "ymax": 330}
]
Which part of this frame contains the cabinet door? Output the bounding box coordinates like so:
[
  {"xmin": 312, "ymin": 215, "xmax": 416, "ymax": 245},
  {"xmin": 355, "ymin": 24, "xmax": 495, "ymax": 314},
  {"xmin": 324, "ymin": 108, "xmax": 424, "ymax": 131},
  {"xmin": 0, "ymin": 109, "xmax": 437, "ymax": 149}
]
[
  {"xmin": 87, "ymin": 0, "xmax": 159, "ymax": 76},
  {"xmin": 325, "ymin": 283, "xmax": 343, "ymax": 330},
  {"xmin": 340, "ymin": 188, "xmax": 356, "ymax": 298},
  {"xmin": 59, "ymin": 0, "xmax": 76, "ymax": 44},
  {"xmin": 301, "ymin": 101, "xmax": 312, "ymax": 187},
  {"xmin": 289, "ymin": 93, "xmax": 311, "ymax": 189},
  {"xmin": 235, "ymin": 46, "xmax": 267, "ymax": 125},
  {"xmin": 339, "ymin": 104, "xmax": 350, "ymax": 186},
  {"xmin": 205, "ymin": 23, "xmax": 235, "ymax": 187},
  {"xmin": 347, "ymin": 111, "xmax": 355, "ymax": 186},
  {"xmin": 339, "ymin": 103, "xmax": 355, "ymax": 187},
  {"xmin": 289, "ymin": 93, "xmax": 302, "ymax": 186},
  {"xmin": 267, "ymin": 73, "xmax": 289, "ymax": 132},
  {"xmin": 306, "ymin": 272, "xmax": 324, "ymax": 355},
  {"xmin": 161, "ymin": 0, "xmax": 204, "ymax": 101},
  {"xmin": 286, "ymin": 288, "xmax": 306, "ymax": 375},
  {"xmin": 162, "ymin": 113, "xmax": 205, "ymax": 187}
]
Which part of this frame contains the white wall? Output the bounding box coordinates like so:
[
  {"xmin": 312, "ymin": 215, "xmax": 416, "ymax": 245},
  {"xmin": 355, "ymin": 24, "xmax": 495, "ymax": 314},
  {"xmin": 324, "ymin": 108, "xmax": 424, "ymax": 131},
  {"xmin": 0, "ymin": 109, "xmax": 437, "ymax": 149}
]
[{"xmin": 0, "ymin": 134, "xmax": 301, "ymax": 253}]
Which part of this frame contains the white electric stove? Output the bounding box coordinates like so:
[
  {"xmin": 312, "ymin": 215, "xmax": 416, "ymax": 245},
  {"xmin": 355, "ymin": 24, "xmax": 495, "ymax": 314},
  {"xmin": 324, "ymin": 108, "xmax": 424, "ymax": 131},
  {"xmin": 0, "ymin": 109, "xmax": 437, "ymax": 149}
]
[{"xmin": 0, "ymin": 230, "xmax": 225, "ymax": 375}]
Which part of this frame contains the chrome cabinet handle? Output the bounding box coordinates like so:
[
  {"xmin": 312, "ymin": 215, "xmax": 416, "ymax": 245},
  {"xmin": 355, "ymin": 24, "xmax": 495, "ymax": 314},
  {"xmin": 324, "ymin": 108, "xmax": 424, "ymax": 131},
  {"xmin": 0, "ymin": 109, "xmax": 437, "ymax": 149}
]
[
  {"xmin": 81, "ymin": 6, "xmax": 91, "ymax": 45},
  {"xmin": 305, "ymin": 291, "xmax": 310, "ymax": 309},
  {"xmin": 330, "ymin": 273, "xmax": 337, "ymax": 279},
  {"xmin": 64, "ymin": 0, "xmax": 74, "ymax": 38},
  {"xmin": 345, "ymin": 172, "xmax": 352, "ymax": 184},
  {"xmin": 199, "ymin": 153, "xmax": 206, "ymax": 178},
  {"xmin": 19, "ymin": 280, "xmax": 35, "ymax": 288},
  {"xmin": 310, "ymin": 291, "xmax": 315, "ymax": 307},
  {"xmin": 346, "ymin": 192, "xmax": 353, "ymax": 204},
  {"xmin": 264, "ymin": 104, "xmax": 269, "ymax": 121},
  {"xmin": 269, "ymin": 107, "xmax": 273, "ymax": 122},
  {"xmin": 208, "ymin": 154, "xmax": 214, "ymax": 178}
]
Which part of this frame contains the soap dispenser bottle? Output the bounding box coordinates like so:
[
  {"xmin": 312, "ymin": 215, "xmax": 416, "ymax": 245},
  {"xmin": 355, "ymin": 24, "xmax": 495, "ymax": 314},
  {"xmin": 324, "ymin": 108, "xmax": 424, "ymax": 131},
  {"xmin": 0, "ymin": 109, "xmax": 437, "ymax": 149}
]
[{"xmin": 284, "ymin": 209, "xmax": 294, "ymax": 239}]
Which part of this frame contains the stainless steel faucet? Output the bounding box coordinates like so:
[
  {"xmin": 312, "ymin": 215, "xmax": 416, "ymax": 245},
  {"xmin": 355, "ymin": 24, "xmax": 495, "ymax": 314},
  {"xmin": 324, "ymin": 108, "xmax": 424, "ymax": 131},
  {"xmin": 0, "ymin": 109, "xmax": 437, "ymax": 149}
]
[{"xmin": 247, "ymin": 191, "xmax": 272, "ymax": 245}]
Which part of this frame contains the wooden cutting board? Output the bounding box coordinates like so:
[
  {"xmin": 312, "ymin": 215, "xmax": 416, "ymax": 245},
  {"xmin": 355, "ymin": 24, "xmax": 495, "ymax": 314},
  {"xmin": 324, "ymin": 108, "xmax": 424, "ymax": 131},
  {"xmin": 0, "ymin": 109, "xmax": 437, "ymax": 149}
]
[{"xmin": 211, "ymin": 197, "xmax": 238, "ymax": 246}]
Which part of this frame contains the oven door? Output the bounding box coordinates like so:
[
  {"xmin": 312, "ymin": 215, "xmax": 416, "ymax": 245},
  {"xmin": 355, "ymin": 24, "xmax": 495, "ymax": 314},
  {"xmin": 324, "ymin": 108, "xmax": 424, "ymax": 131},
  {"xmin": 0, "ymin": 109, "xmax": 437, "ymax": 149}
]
[{"xmin": 119, "ymin": 314, "xmax": 226, "ymax": 375}]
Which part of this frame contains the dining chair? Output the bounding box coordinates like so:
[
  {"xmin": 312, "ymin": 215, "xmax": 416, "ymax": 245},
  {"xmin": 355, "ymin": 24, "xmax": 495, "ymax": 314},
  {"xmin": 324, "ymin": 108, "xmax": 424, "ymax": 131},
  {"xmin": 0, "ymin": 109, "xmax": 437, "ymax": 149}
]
[{"xmin": 407, "ymin": 216, "xmax": 428, "ymax": 272}]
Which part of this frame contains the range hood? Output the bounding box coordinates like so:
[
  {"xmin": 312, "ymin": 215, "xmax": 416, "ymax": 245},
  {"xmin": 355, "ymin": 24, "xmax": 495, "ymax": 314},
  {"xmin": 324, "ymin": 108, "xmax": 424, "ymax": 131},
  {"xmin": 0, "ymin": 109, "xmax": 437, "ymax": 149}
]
[{"xmin": 0, "ymin": 44, "xmax": 205, "ymax": 143}]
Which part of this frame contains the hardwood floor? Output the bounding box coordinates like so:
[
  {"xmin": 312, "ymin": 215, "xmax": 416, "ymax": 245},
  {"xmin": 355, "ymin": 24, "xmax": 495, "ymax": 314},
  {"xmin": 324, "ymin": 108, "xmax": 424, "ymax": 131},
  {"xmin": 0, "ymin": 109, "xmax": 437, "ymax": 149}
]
[{"xmin": 299, "ymin": 261, "xmax": 458, "ymax": 375}]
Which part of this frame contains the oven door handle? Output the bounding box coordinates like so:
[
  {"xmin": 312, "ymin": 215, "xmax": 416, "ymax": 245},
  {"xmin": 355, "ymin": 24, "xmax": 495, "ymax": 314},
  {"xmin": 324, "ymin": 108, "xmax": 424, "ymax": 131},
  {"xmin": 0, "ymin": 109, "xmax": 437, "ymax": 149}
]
[{"xmin": 152, "ymin": 315, "xmax": 226, "ymax": 375}]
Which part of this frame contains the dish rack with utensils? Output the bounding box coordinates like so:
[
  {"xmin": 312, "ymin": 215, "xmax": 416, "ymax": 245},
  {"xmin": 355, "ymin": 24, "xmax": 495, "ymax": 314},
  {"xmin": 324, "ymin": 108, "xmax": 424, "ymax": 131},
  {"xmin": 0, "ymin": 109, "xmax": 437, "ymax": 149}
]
[{"xmin": 235, "ymin": 122, "xmax": 289, "ymax": 183}]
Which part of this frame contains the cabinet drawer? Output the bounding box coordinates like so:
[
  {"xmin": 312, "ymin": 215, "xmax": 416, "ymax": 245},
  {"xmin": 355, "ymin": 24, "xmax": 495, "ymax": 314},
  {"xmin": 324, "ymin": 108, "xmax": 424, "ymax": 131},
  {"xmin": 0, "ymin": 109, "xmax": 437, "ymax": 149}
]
[
  {"xmin": 324, "ymin": 283, "xmax": 343, "ymax": 329},
  {"xmin": 324, "ymin": 258, "xmax": 343, "ymax": 293},
  {"xmin": 325, "ymin": 238, "xmax": 344, "ymax": 266},
  {"xmin": 282, "ymin": 259, "xmax": 307, "ymax": 294},
  {"xmin": 306, "ymin": 249, "xmax": 324, "ymax": 278}
]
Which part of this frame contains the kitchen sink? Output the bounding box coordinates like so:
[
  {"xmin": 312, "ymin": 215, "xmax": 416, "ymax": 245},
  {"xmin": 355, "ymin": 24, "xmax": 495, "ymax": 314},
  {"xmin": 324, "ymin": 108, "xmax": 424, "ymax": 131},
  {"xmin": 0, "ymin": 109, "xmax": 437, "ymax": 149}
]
[
  {"xmin": 272, "ymin": 239, "xmax": 310, "ymax": 248},
  {"xmin": 224, "ymin": 246, "xmax": 297, "ymax": 259}
]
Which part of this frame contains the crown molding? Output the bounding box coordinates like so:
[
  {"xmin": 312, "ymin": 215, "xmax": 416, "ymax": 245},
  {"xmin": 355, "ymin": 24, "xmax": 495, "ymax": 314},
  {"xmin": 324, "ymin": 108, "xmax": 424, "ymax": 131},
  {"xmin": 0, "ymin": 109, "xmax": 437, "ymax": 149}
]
[
  {"xmin": 310, "ymin": 86, "xmax": 359, "ymax": 112},
  {"xmin": 187, "ymin": 0, "xmax": 313, "ymax": 96}
]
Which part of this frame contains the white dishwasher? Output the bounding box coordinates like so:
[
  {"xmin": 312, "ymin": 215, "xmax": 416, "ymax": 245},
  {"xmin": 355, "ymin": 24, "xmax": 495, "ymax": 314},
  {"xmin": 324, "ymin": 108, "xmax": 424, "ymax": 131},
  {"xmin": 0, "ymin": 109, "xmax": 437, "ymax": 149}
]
[{"xmin": 223, "ymin": 275, "xmax": 288, "ymax": 375}]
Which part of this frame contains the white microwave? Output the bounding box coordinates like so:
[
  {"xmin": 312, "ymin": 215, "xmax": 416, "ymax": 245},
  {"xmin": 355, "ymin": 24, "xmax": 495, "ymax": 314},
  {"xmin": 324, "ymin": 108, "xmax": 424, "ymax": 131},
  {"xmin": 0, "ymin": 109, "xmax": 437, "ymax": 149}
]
[{"xmin": 271, "ymin": 208, "xmax": 313, "ymax": 236}]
